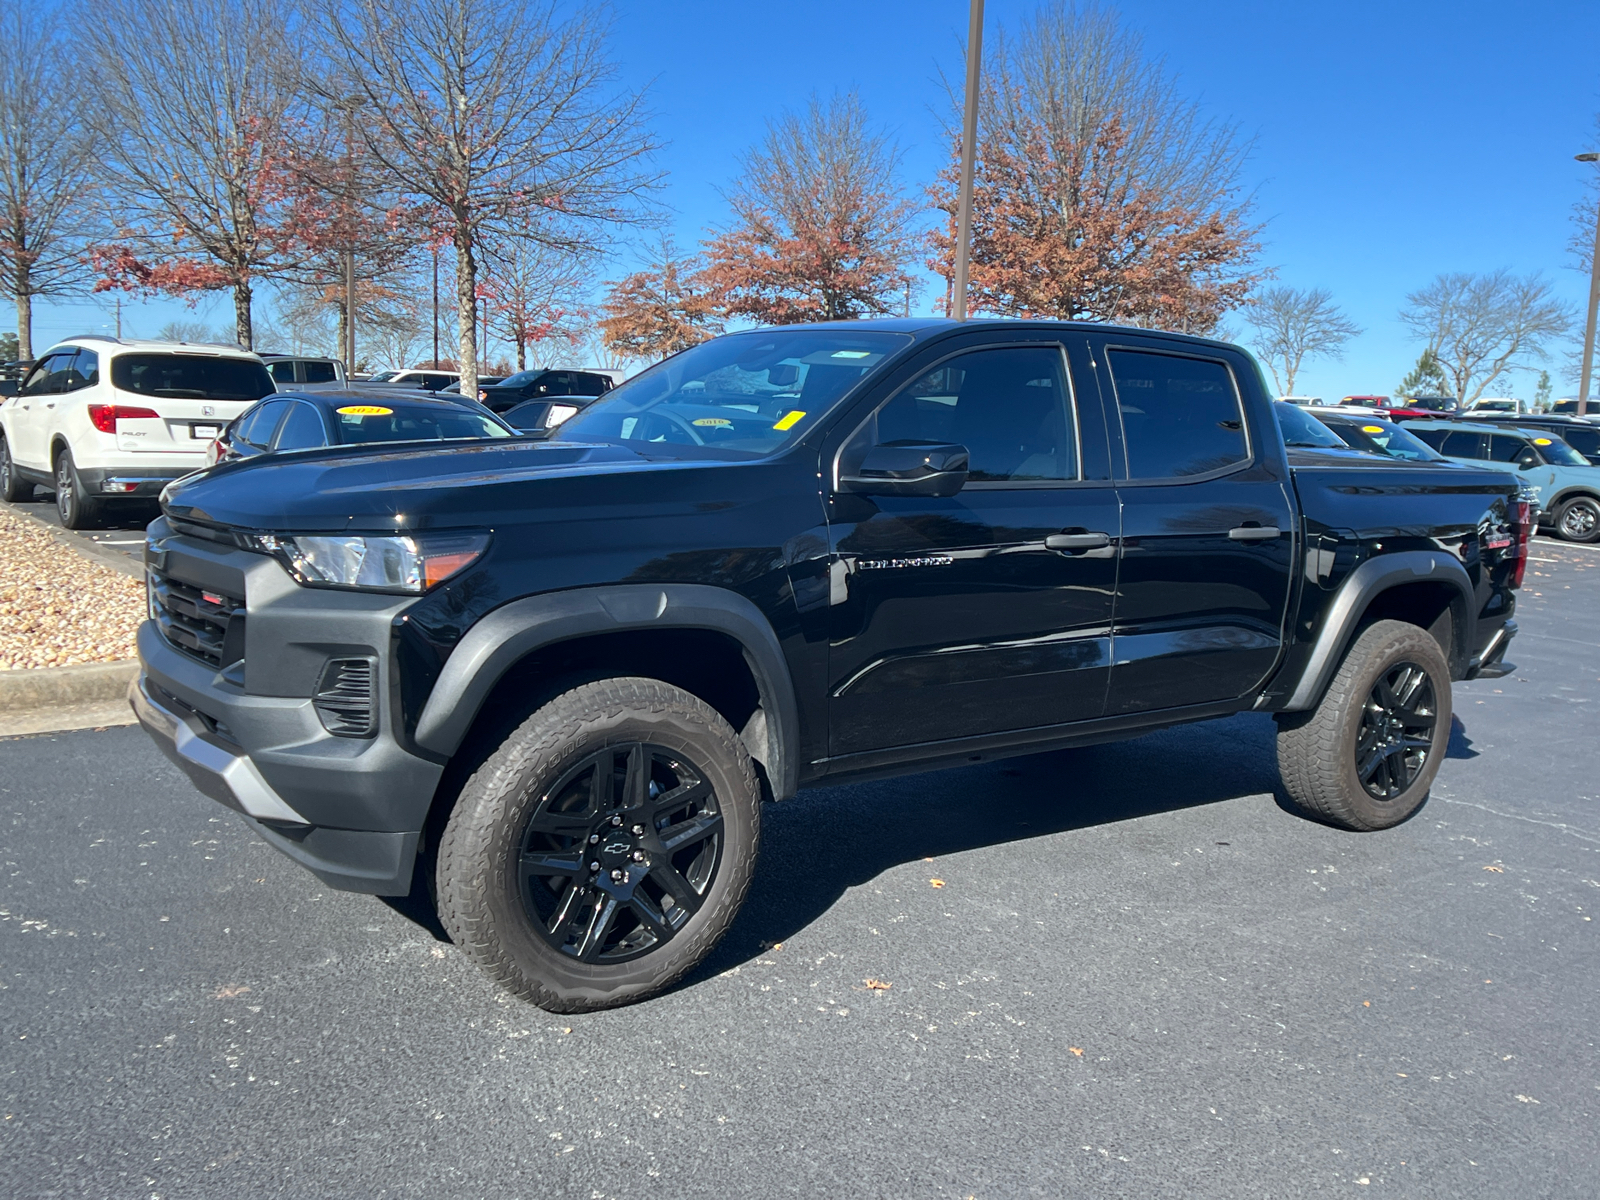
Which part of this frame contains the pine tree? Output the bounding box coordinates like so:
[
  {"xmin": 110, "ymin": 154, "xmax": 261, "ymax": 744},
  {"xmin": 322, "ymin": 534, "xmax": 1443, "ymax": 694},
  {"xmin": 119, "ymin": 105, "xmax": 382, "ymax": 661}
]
[
  {"xmin": 1396, "ymin": 349, "xmax": 1452, "ymax": 398},
  {"xmin": 1534, "ymin": 369, "xmax": 1552, "ymax": 411}
]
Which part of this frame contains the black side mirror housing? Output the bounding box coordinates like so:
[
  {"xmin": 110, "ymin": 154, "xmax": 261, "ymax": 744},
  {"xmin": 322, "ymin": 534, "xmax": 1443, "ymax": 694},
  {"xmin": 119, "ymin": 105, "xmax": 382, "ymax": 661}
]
[{"xmin": 841, "ymin": 440, "xmax": 970, "ymax": 498}]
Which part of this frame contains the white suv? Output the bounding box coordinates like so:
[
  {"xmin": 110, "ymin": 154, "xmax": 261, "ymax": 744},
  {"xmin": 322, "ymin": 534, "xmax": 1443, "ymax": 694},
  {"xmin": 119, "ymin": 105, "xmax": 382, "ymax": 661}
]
[{"xmin": 0, "ymin": 336, "xmax": 274, "ymax": 528}]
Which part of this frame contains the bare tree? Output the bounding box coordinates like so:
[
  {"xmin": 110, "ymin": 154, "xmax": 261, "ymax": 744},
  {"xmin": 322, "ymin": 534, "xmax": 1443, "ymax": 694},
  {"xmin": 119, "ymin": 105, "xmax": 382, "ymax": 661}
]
[
  {"xmin": 1243, "ymin": 286, "xmax": 1360, "ymax": 396},
  {"xmin": 482, "ymin": 240, "xmax": 589, "ymax": 371},
  {"xmin": 86, "ymin": 0, "xmax": 305, "ymax": 348},
  {"xmin": 318, "ymin": 0, "xmax": 660, "ymax": 398},
  {"xmin": 1399, "ymin": 270, "xmax": 1572, "ymax": 404},
  {"xmin": 0, "ymin": 1, "xmax": 99, "ymax": 359},
  {"xmin": 700, "ymin": 92, "xmax": 919, "ymax": 324},
  {"xmin": 930, "ymin": 2, "xmax": 1262, "ymax": 331}
]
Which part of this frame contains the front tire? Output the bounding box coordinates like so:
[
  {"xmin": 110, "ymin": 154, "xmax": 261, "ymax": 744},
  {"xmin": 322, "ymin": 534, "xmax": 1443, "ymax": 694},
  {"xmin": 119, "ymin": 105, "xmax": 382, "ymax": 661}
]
[
  {"xmin": 1555, "ymin": 495, "xmax": 1600, "ymax": 544},
  {"xmin": 0, "ymin": 435, "xmax": 31, "ymax": 502},
  {"xmin": 1276, "ymin": 619, "xmax": 1452, "ymax": 831},
  {"xmin": 53, "ymin": 447, "xmax": 102, "ymax": 530},
  {"xmin": 436, "ymin": 677, "xmax": 760, "ymax": 1011}
]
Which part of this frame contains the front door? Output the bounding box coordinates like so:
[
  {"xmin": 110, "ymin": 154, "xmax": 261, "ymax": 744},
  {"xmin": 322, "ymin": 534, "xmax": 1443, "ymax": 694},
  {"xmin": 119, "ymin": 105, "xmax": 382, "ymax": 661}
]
[
  {"xmin": 826, "ymin": 338, "xmax": 1120, "ymax": 758},
  {"xmin": 1091, "ymin": 338, "xmax": 1296, "ymax": 715}
]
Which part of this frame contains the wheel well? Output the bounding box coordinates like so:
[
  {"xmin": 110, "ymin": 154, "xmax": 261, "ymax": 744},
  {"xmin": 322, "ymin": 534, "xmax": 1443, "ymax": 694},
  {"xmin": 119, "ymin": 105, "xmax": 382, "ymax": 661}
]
[
  {"xmin": 421, "ymin": 628, "xmax": 768, "ymax": 859},
  {"xmin": 1548, "ymin": 489, "xmax": 1600, "ymax": 512},
  {"xmin": 49, "ymin": 436, "xmax": 70, "ymax": 465},
  {"xmin": 1352, "ymin": 581, "xmax": 1464, "ymax": 673}
]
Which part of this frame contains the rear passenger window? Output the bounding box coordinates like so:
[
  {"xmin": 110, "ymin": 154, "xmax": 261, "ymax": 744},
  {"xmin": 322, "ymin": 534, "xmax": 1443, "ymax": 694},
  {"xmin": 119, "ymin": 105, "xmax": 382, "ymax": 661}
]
[
  {"xmin": 238, "ymin": 400, "xmax": 288, "ymax": 448},
  {"xmin": 303, "ymin": 360, "xmax": 337, "ymax": 383},
  {"xmin": 268, "ymin": 361, "xmax": 296, "ymax": 383},
  {"xmin": 1560, "ymin": 428, "xmax": 1598, "ymax": 457},
  {"xmin": 1108, "ymin": 350, "xmax": 1247, "ymax": 479},
  {"xmin": 1440, "ymin": 431, "xmax": 1483, "ymax": 458}
]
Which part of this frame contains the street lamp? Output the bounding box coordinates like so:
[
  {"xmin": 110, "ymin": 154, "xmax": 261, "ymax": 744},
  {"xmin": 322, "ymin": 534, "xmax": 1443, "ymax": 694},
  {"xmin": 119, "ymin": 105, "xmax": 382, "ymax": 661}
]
[{"xmin": 1578, "ymin": 151, "xmax": 1600, "ymax": 417}]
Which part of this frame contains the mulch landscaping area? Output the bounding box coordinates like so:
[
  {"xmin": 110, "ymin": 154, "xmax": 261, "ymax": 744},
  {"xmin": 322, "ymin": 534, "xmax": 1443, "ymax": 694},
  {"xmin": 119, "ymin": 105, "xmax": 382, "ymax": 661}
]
[{"xmin": 0, "ymin": 510, "xmax": 145, "ymax": 670}]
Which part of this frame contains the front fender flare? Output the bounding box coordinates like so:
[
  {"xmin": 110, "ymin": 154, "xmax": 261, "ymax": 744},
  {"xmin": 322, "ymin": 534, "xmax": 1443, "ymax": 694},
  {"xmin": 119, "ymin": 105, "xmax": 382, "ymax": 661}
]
[
  {"xmin": 1279, "ymin": 550, "xmax": 1477, "ymax": 712},
  {"xmin": 412, "ymin": 583, "xmax": 800, "ymax": 799}
]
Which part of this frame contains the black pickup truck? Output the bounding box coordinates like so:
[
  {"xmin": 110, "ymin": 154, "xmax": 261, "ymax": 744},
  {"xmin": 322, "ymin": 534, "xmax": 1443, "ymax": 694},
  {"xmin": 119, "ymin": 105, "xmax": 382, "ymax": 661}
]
[{"xmin": 131, "ymin": 320, "xmax": 1530, "ymax": 1011}]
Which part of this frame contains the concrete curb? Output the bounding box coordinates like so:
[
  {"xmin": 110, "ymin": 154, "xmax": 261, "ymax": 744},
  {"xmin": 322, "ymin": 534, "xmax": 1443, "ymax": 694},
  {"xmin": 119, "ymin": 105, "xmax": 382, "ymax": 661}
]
[{"xmin": 0, "ymin": 660, "xmax": 141, "ymax": 714}]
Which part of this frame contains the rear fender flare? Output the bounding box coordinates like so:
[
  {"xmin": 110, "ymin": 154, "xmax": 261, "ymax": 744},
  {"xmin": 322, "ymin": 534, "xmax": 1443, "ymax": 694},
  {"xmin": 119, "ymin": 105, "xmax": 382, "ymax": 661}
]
[
  {"xmin": 412, "ymin": 584, "xmax": 800, "ymax": 799},
  {"xmin": 1280, "ymin": 550, "xmax": 1477, "ymax": 712}
]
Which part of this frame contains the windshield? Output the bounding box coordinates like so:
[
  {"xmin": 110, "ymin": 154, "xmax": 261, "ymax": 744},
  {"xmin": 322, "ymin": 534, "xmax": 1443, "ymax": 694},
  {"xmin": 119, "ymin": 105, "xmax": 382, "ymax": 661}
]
[
  {"xmin": 1323, "ymin": 418, "xmax": 1445, "ymax": 461},
  {"xmin": 1527, "ymin": 434, "xmax": 1588, "ymax": 466},
  {"xmin": 1405, "ymin": 396, "xmax": 1458, "ymax": 412},
  {"xmin": 1275, "ymin": 401, "xmax": 1348, "ymax": 448},
  {"xmin": 550, "ymin": 329, "xmax": 911, "ymax": 459},
  {"xmin": 366, "ymin": 370, "xmax": 398, "ymax": 383},
  {"xmin": 111, "ymin": 353, "xmax": 274, "ymax": 402},
  {"xmin": 330, "ymin": 401, "xmax": 516, "ymax": 445},
  {"xmin": 499, "ymin": 370, "xmax": 542, "ymax": 387}
]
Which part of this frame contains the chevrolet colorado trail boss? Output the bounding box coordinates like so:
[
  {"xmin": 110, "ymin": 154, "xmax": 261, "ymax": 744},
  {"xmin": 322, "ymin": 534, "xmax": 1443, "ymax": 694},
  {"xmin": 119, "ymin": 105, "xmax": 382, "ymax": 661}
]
[{"xmin": 131, "ymin": 320, "xmax": 1529, "ymax": 1011}]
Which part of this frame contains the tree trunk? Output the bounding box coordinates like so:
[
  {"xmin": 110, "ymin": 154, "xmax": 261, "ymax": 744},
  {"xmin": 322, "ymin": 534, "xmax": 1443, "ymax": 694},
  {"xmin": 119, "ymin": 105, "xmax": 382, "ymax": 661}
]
[
  {"xmin": 15, "ymin": 284, "xmax": 32, "ymax": 362},
  {"xmin": 515, "ymin": 333, "xmax": 526, "ymax": 372},
  {"xmin": 455, "ymin": 230, "xmax": 477, "ymax": 399},
  {"xmin": 233, "ymin": 280, "xmax": 253, "ymax": 349}
]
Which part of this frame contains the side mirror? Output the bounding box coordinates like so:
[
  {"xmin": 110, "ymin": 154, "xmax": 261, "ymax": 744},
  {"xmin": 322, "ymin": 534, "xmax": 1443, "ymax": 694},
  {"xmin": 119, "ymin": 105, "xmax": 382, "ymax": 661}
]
[
  {"xmin": 841, "ymin": 440, "xmax": 969, "ymax": 498},
  {"xmin": 1518, "ymin": 456, "xmax": 1539, "ymax": 470}
]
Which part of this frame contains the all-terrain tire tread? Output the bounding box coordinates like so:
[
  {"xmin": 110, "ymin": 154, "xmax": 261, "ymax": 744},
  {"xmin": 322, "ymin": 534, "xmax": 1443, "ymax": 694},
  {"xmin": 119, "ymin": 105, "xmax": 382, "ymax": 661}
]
[{"xmin": 435, "ymin": 676, "xmax": 758, "ymax": 1012}]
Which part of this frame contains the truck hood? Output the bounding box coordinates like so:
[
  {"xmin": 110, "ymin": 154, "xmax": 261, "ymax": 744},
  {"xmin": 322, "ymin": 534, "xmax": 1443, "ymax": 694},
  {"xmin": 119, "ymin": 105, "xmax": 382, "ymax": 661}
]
[{"xmin": 161, "ymin": 439, "xmax": 668, "ymax": 532}]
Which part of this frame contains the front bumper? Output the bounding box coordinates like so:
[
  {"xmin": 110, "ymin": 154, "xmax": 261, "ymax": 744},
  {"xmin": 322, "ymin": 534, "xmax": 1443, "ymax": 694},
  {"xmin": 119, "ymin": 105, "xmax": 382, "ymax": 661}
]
[{"xmin": 133, "ymin": 520, "xmax": 446, "ymax": 895}]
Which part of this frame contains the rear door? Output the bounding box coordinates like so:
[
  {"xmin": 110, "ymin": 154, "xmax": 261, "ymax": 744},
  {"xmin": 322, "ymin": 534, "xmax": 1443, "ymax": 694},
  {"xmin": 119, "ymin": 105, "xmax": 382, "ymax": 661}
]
[
  {"xmin": 1092, "ymin": 336, "xmax": 1296, "ymax": 714},
  {"xmin": 826, "ymin": 333, "xmax": 1120, "ymax": 756}
]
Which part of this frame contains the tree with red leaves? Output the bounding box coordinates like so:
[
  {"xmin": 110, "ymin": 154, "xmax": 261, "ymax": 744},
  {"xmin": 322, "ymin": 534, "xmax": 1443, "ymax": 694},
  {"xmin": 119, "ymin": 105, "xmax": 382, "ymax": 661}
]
[
  {"xmin": 700, "ymin": 93, "xmax": 918, "ymax": 326},
  {"xmin": 598, "ymin": 240, "xmax": 721, "ymax": 362},
  {"xmin": 482, "ymin": 242, "xmax": 588, "ymax": 372},
  {"xmin": 86, "ymin": 0, "xmax": 307, "ymax": 347},
  {"xmin": 929, "ymin": 3, "xmax": 1262, "ymax": 333}
]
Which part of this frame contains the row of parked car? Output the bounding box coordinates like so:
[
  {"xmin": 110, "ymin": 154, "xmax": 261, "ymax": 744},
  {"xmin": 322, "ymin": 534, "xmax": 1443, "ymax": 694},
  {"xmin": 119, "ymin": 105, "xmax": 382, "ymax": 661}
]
[
  {"xmin": 0, "ymin": 337, "xmax": 619, "ymax": 528},
  {"xmin": 1276, "ymin": 401, "xmax": 1600, "ymax": 542}
]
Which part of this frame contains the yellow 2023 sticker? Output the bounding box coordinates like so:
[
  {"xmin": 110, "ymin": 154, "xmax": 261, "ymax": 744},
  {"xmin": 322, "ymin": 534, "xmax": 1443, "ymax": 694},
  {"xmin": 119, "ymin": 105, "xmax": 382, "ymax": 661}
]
[
  {"xmin": 1533, "ymin": 437, "xmax": 1553, "ymax": 445},
  {"xmin": 692, "ymin": 417, "xmax": 732, "ymax": 427},
  {"xmin": 773, "ymin": 410, "xmax": 806, "ymax": 431},
  {"xmin": 1361, "ymin": 425, "xmax": 1384, "ymax": 433},
  {"xmin": 336, "ymin": 405, "xmax": 393, "ymax": 416}
]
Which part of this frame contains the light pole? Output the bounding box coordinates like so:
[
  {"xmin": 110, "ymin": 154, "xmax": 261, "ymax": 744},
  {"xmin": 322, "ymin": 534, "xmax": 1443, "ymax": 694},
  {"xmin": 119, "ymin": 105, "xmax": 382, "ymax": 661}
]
[
  {"xmin": 336, "ymin": 96, "xmax": 365, "ymax": 377},
  {"xmin": 1577, "ymin": 152, "xmax": 1600, "ymax": 416},
  {"xmin": 951, "ymin": 0, "xmax": 984, "ymax": 321},
  {"xmin": 431, "ymin": 244, "xmax": 440, "ymax": 369}
]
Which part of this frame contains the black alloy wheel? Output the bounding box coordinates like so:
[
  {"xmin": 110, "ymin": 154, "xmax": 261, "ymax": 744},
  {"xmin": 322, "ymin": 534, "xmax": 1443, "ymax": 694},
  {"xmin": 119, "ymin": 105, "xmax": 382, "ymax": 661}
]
[
  {"xmin": 1556, "ymin": 496, "xmax": 1600, "ymax": 543},
  {"xmin": 1354, "ymin": 661, "xmax": 1437, "ymax": 800},
  {"xmin": 519, "ymin": 742, "xmax": 723, "ymax": 964}
]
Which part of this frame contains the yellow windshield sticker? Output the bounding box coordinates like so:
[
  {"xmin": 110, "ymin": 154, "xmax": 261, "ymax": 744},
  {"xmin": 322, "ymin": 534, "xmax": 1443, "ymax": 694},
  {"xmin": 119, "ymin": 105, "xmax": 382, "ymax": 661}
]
[
  {"xmin": 772, "ymin": 410, "xmax": 806, "ymax": 431},
  {"xmin": 336, "ymin": 405, "xmax": 392, "ymax": 416},
  {"xmin": 1533, "ymin": 437, "xmax": 1553, "ymax": 445},
  {"xmin": 692, "ymin": 417, "xmax": 732, "ymax": 427},
  {"xmin": 1361, "ymin": 425, "xmax": 1384, "ymax": 433}
]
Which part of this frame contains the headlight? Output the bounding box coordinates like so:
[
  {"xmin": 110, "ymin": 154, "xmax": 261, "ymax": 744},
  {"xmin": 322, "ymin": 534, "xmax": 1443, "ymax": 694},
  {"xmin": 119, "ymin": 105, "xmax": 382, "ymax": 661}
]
[{"xmin": 242, "ymin": 532, "xmax": 489, "ymax": 593}]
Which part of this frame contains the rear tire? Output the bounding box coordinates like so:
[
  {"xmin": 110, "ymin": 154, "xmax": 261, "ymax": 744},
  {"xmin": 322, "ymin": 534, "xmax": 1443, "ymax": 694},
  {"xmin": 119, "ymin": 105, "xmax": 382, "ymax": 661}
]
[
  {"xmin": 1555, "ymin": 495, "xmax": 1600, "ymax": 544},
  {"xmin": 0, "ymin": 434, "xmax": 31, "ymax": 502},
  {"xmin": 53, "ymin": 447, "xmax": 102, "ymax": 530},
  {"xmin": 435, "ymin": 677, "xmax": 760, "ymax": 1011},
  {"xmin": 1276, "ymin": 619, "xmax": 1451, "ymax": 831}
]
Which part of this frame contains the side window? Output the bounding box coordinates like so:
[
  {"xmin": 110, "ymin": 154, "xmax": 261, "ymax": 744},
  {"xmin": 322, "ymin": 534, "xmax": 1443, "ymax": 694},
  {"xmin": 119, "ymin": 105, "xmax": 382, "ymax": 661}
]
[
  {"xmin": 67, "ymin": 348, "xmax": 99, "ymax": 390},
  {"xmin": 267, "ymin": 361, "xmax": 296, "ymax": 383},
  {"xmin": 303, "ymin": 360, "xmax": 337, "ymax": 383},
  {"xmin": 1489, "ymin": 435, "xmax": 1529, "ymax": 464},
  {"xmin": 272, "ymin": 402, "xmax": 327, "ymax": 450},
  {"xmin": 1561, "ymin": 427, "xmax": 1599, "ymax": 457},
  {"xmin": 1407, "ymin": 427, "xmax": 1447, "ymax": 450},
  {"xmin": 1108, "ymin": 349, "xmax": 1248, "ymax": 479},
  {"xmin": 238, "ymin": 400, "xmax": 289, "ymax": 448},
  {"xmin": 571, "ymin": 372, "xmax": 607, "ymax": 396},
  {"xmin": 844, "ymin": 346, "xmax": 1078, "ymax": 483},
  {"xmin": 20, "ymin": 353, "xmax": 63, "ymax": 395},
  {"xmin": 1440, "ymin": 431, "xmax": 1484, "ymax": 458}
]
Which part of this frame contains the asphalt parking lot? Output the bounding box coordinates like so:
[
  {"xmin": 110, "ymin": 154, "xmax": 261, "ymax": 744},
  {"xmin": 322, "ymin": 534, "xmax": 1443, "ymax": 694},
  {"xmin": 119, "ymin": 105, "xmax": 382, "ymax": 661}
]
[{"xmin": 2, "ymin": 545, "xmax": 1597, "ymax": 1199}]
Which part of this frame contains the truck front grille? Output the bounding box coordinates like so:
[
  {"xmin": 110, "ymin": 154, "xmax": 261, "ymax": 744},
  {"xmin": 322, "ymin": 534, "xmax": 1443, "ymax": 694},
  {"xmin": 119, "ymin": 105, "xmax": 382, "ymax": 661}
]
[
  {"xmin": 314, "ymin": 658, "xmax": 377, "ymax": 738},
  {"xmin": 148, "ymin": 570, "xmax": 245, "ymax": 668}
]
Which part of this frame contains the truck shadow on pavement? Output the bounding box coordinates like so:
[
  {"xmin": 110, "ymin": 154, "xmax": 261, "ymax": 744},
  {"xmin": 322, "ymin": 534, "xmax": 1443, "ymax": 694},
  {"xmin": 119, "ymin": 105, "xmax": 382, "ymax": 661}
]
[{"xmin": 686, "ymin": 711, "xmax": 1286, "ymax": 987}]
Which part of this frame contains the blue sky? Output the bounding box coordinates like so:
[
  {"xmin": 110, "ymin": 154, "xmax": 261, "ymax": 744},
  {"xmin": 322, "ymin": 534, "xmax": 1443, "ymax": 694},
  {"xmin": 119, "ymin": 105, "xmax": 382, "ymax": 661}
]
[{"xmin": 31, "ymin": 0, "xmax": 1600, "ymax": 398}]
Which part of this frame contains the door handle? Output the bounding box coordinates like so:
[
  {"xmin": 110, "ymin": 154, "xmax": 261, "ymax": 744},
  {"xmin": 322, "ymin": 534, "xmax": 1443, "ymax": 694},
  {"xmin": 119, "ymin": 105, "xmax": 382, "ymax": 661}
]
[
  {"xmin": 1045, "ymin": 531, "xmax": 1112, "ymax": 550},
  {"xmin": 1228, "ymin": 525, "xmax": 1281, "ymax": 541}
]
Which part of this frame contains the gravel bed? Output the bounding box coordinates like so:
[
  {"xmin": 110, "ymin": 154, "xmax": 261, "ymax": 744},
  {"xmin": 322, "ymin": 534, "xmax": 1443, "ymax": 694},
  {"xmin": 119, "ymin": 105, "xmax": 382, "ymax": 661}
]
[{"xmin": 0, "ymin": 510, "xmax": 145, "ymax": 670}]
